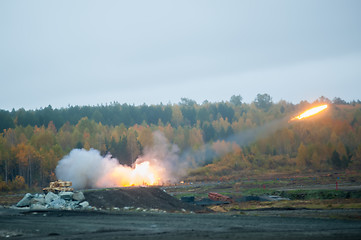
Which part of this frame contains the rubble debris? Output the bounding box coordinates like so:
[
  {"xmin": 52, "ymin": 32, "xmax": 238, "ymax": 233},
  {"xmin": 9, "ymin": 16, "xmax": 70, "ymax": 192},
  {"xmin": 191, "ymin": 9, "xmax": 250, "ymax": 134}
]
[{"xmin": 15, "ymin": 191, "xmax": 90, "ymax": 210}]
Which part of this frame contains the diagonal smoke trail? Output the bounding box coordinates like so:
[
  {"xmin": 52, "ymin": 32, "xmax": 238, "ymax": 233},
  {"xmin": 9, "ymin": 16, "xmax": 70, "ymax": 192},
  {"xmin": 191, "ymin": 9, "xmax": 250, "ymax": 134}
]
[{"xmin": 178, "ymin": 116, "xmax": 290, "ymax": 169}]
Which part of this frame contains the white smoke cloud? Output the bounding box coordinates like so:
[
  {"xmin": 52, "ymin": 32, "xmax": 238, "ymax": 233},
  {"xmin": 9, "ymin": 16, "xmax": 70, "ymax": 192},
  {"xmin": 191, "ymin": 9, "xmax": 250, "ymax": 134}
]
[
  {"xmin": 55, "ymin": 131, "xmax": 182, "ymax": 189},
  {"xmin": 55, "ymin": 149, "xmax": 114, "ymax": 189},
  {"xmin": 139, "ymin": 131, "xmax": 183, "ymax": 179}
]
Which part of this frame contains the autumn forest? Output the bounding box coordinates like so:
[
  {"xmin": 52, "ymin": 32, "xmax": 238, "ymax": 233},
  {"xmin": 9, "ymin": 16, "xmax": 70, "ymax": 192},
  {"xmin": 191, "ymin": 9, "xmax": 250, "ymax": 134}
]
[{"xmin": 1, "ymin": 94, "xmax": 361, "ymax": 191}]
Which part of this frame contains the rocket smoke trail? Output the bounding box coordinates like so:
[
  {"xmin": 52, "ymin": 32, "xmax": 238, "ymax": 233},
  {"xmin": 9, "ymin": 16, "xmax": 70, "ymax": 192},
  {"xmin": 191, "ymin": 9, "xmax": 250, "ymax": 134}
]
[{"xmin": 179, "ymin": 116, "xmax": 290, "ymax": 168}]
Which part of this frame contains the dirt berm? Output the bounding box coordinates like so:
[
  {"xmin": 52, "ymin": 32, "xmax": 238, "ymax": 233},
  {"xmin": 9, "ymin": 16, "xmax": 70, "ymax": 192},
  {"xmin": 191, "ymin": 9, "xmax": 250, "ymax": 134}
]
[{"xmin": 83, "ymin": 187, "xmax": 205, "ymax": 212}]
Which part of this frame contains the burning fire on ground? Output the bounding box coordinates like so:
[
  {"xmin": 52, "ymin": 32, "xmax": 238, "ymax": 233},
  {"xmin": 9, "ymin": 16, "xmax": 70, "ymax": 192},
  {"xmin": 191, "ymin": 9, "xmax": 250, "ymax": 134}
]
[
  {"xmin": 290, "ymin": 104, "xmax": 328, "ymax": 121},
  {"xmin": 55, "ymin": 131, "xmax": 180, "ymax": 189},
  {"xmin": 97, "ymin": 159, "xmax": 164, "ymax": 187}
]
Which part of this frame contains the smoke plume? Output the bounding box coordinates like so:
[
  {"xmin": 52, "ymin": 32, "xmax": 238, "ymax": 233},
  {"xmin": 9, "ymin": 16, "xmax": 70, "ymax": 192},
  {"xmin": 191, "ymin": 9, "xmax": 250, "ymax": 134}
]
[{"xmin": 55, "ymin": 131, "xmax": 180, "ymax": 189}]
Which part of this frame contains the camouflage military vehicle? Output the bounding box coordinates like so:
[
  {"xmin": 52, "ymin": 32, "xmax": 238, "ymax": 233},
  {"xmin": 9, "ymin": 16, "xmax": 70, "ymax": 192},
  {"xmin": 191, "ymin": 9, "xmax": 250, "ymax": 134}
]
[{"xmin": 43, "ymin": 180, "xmax": 74, "ymax": 194}]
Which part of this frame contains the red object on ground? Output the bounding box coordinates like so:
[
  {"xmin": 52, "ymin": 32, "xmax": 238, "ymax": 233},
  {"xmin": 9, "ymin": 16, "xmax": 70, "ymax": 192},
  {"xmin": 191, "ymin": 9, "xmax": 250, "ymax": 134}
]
[{"xmin": 208, "ymin": 192, "xmax": 233, "ymax": 203}]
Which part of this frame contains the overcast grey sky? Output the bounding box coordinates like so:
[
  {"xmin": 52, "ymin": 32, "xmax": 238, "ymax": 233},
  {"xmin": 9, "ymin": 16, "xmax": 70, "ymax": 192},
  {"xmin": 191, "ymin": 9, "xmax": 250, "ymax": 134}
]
[{"xmin": 1, "ymin": 0, "xmax": 360, "ymax": 110}]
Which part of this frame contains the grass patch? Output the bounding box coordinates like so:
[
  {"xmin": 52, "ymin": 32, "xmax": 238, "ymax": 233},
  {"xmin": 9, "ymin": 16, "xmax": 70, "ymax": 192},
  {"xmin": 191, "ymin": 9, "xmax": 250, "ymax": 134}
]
[
  {"xmin": 237, "ymin": 188, "xmax": 361, "ymax": 200},
  {"xmin": 241, "ymin": 188, "xmax": 277, "ymax": 196},
  {"xmin": 224, "ymin": 199, "xmax": 361, "ymax": 211},
  {"xmin": 278, "ymin": 189, "xmax": 361, "ymax": 200}
]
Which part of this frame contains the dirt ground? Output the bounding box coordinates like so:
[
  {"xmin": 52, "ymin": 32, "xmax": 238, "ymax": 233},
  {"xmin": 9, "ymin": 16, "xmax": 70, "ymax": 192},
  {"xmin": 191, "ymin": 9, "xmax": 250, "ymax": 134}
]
[
  {"xmin": 83, "ymin": 187, "xmax": 205, "ymax": 212},
  {"xmin": 1, "ymin": 208, "xmax": 361, "ymax": 240}
]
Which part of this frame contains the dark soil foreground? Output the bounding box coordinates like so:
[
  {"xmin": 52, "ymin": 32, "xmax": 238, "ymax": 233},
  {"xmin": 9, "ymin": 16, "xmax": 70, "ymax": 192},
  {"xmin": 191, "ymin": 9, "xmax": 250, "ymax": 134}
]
[{"xmin": 1, "ymin": 208, "xmax": 361, "ymax": 240}]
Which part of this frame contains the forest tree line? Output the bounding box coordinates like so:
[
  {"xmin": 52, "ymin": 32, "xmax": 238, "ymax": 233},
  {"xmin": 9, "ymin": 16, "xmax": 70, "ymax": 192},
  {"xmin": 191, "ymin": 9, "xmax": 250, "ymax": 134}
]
[{"xmin": 1, "ymin": 94, "xmax": 361, "ymax": 190}]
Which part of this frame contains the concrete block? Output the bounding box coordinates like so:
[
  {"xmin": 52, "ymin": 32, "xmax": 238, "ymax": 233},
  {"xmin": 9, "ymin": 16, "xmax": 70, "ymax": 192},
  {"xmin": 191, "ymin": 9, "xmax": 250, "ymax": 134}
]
[
  {"xmin": 47, "ymin": 198, "xmax": 66, "ymax": 209},
  {"xmin": 16, "ymin": 193, "xmax": 33, "ymax": 207},
  {"xmin": 72, "ymin": 191, "xmax": 85, "ymax": 202},
  {"xmin": 31, "ymin": 196, "xmax": 46, "ymax": 205},
  {"xmin": 59, "ymin": 191, "xmax": 73, "ymax": 200},
  {"xmin": 45, "ymin": 192, "xmax": 59, "ymax": 204},
  {"xmin": 30, "ymin": 203, "xmax": 47, "ymax": 210},
  {"xmin": 79, "ymin": 201, "xmax": 89, "ymax": 208}
]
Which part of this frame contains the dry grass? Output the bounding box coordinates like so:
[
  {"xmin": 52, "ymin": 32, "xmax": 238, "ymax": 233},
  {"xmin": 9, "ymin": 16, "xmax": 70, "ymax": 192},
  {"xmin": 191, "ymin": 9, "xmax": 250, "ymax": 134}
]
[{"xmin": 0, "ymin": 195, "xmax": 23, "ymax": 206}]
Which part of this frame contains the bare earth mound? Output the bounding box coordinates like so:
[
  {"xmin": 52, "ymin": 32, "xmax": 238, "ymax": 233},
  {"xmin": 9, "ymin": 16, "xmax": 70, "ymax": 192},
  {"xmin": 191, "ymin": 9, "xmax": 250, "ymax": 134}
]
[{"xmin": 83, "ymin": 187, "xmax": 204, "ymax": 212}]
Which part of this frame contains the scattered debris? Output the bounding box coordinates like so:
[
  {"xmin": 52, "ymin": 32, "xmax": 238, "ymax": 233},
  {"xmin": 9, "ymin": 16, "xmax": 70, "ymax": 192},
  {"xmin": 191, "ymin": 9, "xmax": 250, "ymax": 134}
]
[
  {"xmin": 0, "ymin": 230, "xmax": 23, "ymax": 238},
  {"xmin": 208, "ymin": 192, "xmax": 234, "ymax": 203},
  {"xmin": 209, "ymin": 205, "xmax": 227, "ymax": 213},
  {"xmin": 180, "ymin": 192, "xmax": 234, "ymax": 206},
  {"xmin": 79, "ymin": 201, "xmax": 89, "ymax": 208}
]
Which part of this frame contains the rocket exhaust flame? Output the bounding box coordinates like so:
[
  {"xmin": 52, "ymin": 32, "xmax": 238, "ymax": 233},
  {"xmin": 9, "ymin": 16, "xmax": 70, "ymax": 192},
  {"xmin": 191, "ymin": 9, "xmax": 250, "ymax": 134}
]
[
  {"xmin": 290, "ymin": 104, "xmax": 328, "ymax": 121},
  {"xmin": 96, "ymin": 160, "xmax": 163, "ymax": 187},
  {"xmin": 55, "ymin": 131, "xmax": 180, "ymax": 189}
]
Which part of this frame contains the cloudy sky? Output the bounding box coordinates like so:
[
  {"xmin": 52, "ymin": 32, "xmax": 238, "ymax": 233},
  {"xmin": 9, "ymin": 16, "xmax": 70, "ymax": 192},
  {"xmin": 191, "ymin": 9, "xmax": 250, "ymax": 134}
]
[{"xmin": 1, "ymin": 0, "xmax": 360, "ymax": 110}]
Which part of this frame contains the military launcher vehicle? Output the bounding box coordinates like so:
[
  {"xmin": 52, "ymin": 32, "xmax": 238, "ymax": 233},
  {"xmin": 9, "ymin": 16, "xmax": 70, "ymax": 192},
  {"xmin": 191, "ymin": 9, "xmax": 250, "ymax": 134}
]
[{"xmin": 43, "ymin": 180, "xmax": 74, "ymax": 194}]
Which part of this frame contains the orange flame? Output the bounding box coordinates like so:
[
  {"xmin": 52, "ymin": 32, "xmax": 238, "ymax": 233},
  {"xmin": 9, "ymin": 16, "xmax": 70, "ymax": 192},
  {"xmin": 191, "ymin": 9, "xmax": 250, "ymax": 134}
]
[
  {"xmin": 96, "ymin": 160, "xmax": 163, "ymax": 187},
  {"xmin": 290, "ymin": 104, "xmax": 328, "ymax": 121}
]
